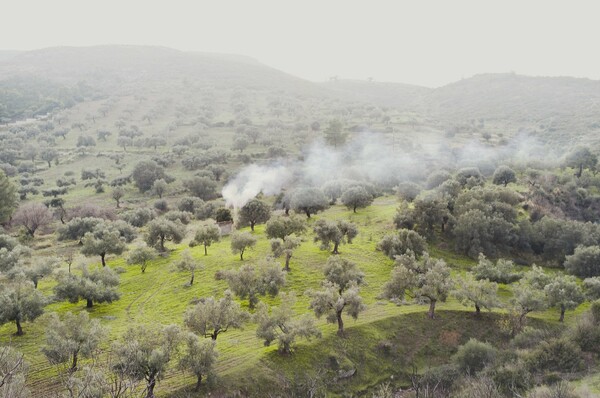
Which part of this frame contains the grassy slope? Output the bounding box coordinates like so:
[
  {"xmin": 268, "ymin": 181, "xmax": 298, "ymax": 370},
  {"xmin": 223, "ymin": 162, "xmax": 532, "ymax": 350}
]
[{"xmin": 1, "ymin": 196, "xmax": 583, "ymax": 397}]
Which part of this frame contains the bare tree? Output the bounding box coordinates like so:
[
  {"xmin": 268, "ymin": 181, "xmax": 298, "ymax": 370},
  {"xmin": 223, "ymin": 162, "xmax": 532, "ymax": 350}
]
[{"xmin": 11, "ymin": 202, "xmax": 52, "ymax": 237}]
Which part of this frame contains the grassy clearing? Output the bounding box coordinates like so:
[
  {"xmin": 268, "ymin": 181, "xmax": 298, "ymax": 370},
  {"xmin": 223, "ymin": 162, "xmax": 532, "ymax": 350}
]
[{"xmin": 0, "ymin": 196, "xmax": 582, "ymax": 396}]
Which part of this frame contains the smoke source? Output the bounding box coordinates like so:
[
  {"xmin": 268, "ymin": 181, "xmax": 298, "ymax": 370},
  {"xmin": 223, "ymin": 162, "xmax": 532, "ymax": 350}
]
[
  {"xmin": 222, "ymin": 163, "xmax": 293, "ymax": 208},
  {"xmin": 222, "ymin": 133, "xmax": 558, "ymax": 208}
]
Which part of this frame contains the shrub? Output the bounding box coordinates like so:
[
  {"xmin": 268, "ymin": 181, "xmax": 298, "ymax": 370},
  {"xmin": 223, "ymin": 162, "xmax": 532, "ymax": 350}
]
[
  {"xmin": 395, "ymin": 182, "xmax": 422, "ymax": 202},
  {"xmin": 163, "ymin": 211, "xmax": 192, "ymax": 225},
  {"xmin": 564, "ymin": 245, "xmax": 600, "ymax": 278},
  {"xmin": 490, "ymin": 362, "xmax": 532, "ymax": 396},
  {"xmin": 452, "ymin": 338, "xmax": 497, "ymax": 374},
  {"xmin": 525, "ymin": 338, "xmax": 583, "ymax": 373},
  {"xmin": 154, "ymin": 199, "xmax": 169, "ymax": 212},
  {"xmin": 121, "ymin": 207, "xmax": 155, "ymax": 227},
  {"xmin": 569, "ymin": 301, "xmax": 600, "ymax": 353},
  {"xmin": 511, "ymin": 327, "xmax": 559, "ymax": 350}
]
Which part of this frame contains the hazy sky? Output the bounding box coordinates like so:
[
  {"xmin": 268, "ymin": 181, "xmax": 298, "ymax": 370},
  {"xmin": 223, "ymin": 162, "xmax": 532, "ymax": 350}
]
[{"xmin": 2, "ymin": 0, "xmax": 599, "ymax": 87}]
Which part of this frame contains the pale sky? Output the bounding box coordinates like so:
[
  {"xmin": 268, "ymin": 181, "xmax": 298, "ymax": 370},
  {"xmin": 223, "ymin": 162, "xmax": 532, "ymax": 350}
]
[{"xmin": 2, "ymin": 0, "xmax": 600, "ymax": 87}]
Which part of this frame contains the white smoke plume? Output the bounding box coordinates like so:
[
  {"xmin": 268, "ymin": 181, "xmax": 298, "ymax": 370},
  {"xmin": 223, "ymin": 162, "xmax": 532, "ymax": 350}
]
[
  {"xmin": 222, "ymin": 132, "xmax": 559, "ymax": 208},
  {"xmin": 222, "ymin": 163, "xmax": 293, "ymax": 208}
]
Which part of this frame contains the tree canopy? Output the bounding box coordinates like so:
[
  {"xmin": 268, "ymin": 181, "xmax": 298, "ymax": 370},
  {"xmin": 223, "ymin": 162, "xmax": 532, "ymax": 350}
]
[{"xmin": 238, "ymin": 199, "xmax": 271, "ymax": 231}]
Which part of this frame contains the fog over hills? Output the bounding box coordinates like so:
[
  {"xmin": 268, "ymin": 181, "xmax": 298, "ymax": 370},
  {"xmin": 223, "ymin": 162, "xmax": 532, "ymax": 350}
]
[
  {"xmin": 1, "ymin": 45, "xmax": 600, "ymax": 143},
  {"xmin": 0, "ymin": 45, "xmax": 323, "ymax": 94}
]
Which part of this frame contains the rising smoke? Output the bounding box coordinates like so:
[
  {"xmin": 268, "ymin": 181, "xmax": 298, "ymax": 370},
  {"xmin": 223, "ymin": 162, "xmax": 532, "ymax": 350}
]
[{"xmin": 222, "ymin": 132, "xmax": 558, "ymax": 208}]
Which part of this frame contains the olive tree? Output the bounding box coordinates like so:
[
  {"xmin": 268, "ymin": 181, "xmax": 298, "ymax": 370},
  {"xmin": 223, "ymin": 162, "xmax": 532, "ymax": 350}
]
[
  {"xmin": 412, "ymin": 196, "xmax": 454, "ymax": 237},
  {"xmin": 127, "ymin": 245, "xmax": 158, "ymax": 273},
  {"xmin": 184, "ymin": 290, "xmax": 249, "ymax": 340},
  {"xmin": 7, "ymin": 257, "xmax": 59, "ymax": 289},
  {"xmin": 255, "ymin": 293, "xmax": 321, "ymax": 353},
  {"xmin": 323, "ymin": 256, "xmax": 365, "ymax": 293},
  {"xmin": 111, "ymin": 324, "xmax": 181, "ymax": 398},
  {"xmin": 381, "ymin": 252, "xmax": 452, "ymax": 319},
  {"xmin": 472, "ymin": 254, "xmax": 521, "ymax": 284},
  {"xmin": 174, "ymin": 250, "xmax": 203, "ymax": 285},
  {"xmin": 151, "ymin": 179, "xmax": 168, "ymax": 199},
  {"xmin": 0, "ymin": 278, "xmax": 46, "ymax": 335},
  {"xmin": 238, "ymin": 199, "xmax": 271, "ymax": 231},
  {"xmin": 230, "ymin": 231, "xmax": 257, "ymax": 261},
  {"xmin": 145, "ymin": 218, "xmax": 185, "ymax": 252},
  {"xmin": 81, "ymin": 222, "xmax": 127, "ymax": 267},
  {"xmin": 323, "ymin": 119, "xmax": 347, "ymax": 148},
  {"xmin": 509, "ymin": 275, "xmax": 548, "ymax": 335},
  {"xmin": 341, "ymin": 186, "xmax": 373, "ymax": 212},
  {"xmin": 57, "ymin": 217, "xmax": 103, "ymax": 244},
  {"xmin": 131, "ymin": 160, "xmax": 169, "ymax": 193},
  {"xmin": 452, "ymin": 273, "xmax": 500, "ymax": 316},
  {"xmin": 308, "ymin": 281, "xmax": 365, "ymax": 337},
  {"xmin": 189, "ymin": 224, "xmax": 221, "ymax": 255},
  {"xmin": 112, "ymin": 187, "xmax": 125, "ymax": 208},
  {"xmin": 217, "ymin": 262, "xmax": 285, "ymax": 308},
  {"xmin": 265, "ymin": 215, "xmax": 305, "ymax": 240},
  {"xmin": 53, "ymin": 266, "xmax": 120, "ymax": 308},
  {"xmin": 313, "ymin": 219, "xmax": 358, "ymax": 254},
  {"xmin": 492, "ymin": 165, "xmax": 517, "ymax": 187},
  {"xmin": 270, "ymin": 235, "xmax": 302, "ymax": 271},
  {"xmin": 182, "ymin": 177, "xmax": 217, "ymax": 201},
  {"xmin": 178, "ymin": 333, "xmax": 218, "ymax": 392},
  {"xmin": 42, "ymin": 311, "xmax": 106, "ymax": 372},
  {"xmin": 0, "ymin": 346, "xmax": 28, "ymax": 396},
  {"xmin": 307, "ymin": 257, "xmax": 365, "ymax": 336},
  {"xmin": 544, "ymin": 274, "xmax": 584, "ymax": 322},
  {"xmin": 290, "ymin": 187, "xmax": 329, "ymax": 218},
  {"xmin": 377, "ymin": 229, "xmax": 427, "ymax": 259},
  {"xmin": 564, "ymin": 146, "xmax": 597, "ymax": 178},
  {"xmin": 0, "ymin": 234, "xmax": 30, "ymax": 273}
]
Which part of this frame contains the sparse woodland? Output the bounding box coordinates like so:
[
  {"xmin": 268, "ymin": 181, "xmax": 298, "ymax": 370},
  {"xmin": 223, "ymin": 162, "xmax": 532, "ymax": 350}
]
[{"xmin": 1, "ymin": 46, "xmax": 600, "ymax": 397}]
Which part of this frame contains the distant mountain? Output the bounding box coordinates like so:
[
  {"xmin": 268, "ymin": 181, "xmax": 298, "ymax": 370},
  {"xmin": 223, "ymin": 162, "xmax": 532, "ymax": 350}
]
[
  {"xmin": 1, "ymin": 46, "xmax": 600, "ymax": 138},
  {"xmin": 425, "ymin": 73, "xmax": 600, "ymax": 124},
  {"xmin": 0, "ymin": 45, "xmax": 325, "ymax": 95}
]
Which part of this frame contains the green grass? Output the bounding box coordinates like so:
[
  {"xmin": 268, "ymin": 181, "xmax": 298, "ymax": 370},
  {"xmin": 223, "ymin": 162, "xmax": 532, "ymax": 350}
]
[{"xmin": 0, "ymin": 195, "xmax": 584, "ymax": 396}]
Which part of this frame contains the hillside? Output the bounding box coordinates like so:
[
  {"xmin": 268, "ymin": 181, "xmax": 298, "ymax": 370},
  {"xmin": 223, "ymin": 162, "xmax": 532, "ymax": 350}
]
[
  {"xmin": 1, "ymin": 45, "xmax": 600, "ymax": 397},
  {"xmin": 0, "ymin": 45, "xmax": 331, "ymax": 97},
  {"xmin": 424, "ymin": 73, "xmax": 600, "ymax": 146},
  {"xmin": 320, "ymin": 79, "xmax": 430, "ymax": 111}
]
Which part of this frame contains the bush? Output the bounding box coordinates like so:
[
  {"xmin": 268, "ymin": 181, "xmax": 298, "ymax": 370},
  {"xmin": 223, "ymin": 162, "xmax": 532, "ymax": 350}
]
[
  {"xmin": 526, "ymin": 382, "xmax": 579, "ymax": 398},
  {"xmin": 454, "ymin": 376, "xmax": 503, "ymax": 398},
  {"xmin": 121, "ymin": 207, "xmax": 155, "ymax": 227},
  {"xmin": 163, "ymin": 211, "xmax": 192, "ymax": 225},
  {"xmin": 490, "ymin": 362, "xmax": 532, "ymax": 396},
  {"xmin": 154, "ymin": 199, "xmax": 169, "ymax": 212},
  {"xmin": 215, "ymin": 207, "xmax": 233, "ymax": 223},
  {"xmin": 569, "ymin": 301, "xmax": 600, "ymax": 353},
  {"xmin": 426, "ymin": 170, "xmax": 451, "ymax": 189},
  {"xmin": 177, "ymin": 196, "xmax": 204, "ymax": 214},
  {"xmin": 525, "ymin": 338, "xmax": 583, "ymax": 373},
  {"xmin": 564, "ymin": 245, "xmax": 600, "ymax": 278},
  {"xmin": 452, "ymin": 338, "xmax": 497, "ymax": 374},
  {"xmin": 419, "ymin": 364, "xmax": 459, "ymax": 394},
  {"xmin": 511, "ymin": 327, "xmax": 559, "ymax": 350},
  {"xmin": 395, "ymin": 182, "xmax": 422, "ymax": 202},
  {"xmin": 195, "ymin": 201, "xmax": 225, "ymax": 221}
]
